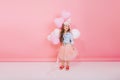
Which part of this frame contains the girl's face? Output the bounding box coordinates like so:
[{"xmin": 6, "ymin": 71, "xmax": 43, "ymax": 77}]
[{"xmin": 64, "ymin": 25, "xmax": 69, "ymax": 31}]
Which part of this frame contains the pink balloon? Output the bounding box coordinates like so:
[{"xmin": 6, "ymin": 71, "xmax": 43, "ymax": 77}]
[
  {"xmin": 54, "ymin": 18, "xmax": 64, "ymax": 28},
  {"xmin": 61, "ymin": 11, "xmax": 71, "ymax": 19}
]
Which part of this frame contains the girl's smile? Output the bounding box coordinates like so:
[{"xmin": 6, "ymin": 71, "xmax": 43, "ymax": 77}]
[{"xmin": 64, "ymin": 25, "xmax": 69, "ymax": 31}]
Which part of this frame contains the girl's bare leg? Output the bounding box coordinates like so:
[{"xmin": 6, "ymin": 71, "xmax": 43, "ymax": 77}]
[
  {"xmin": 66, "ymin": 60, "xmax": 69, "ymax": 66},
  {"xmin": 61, "ymin": 60, "xmax": 65, "ymax": 66}
]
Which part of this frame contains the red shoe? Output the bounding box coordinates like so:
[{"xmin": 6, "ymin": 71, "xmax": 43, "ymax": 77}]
[
  {"xmin": 59, "ymin": 65, "xmax": 64, "ymax": 70},
  {"xmin": 66, "ymin": 65, "xmax": 69, "ymax": 71}
]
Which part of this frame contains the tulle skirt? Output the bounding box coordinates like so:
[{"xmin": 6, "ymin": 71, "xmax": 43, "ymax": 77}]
[{"xmin": 58, "ymin": 44, "xmax": 78, "ymax": 61}]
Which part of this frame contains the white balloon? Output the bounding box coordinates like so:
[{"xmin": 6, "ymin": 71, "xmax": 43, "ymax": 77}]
[
  {"xmin": 47, "ymin": 28, "xmax": 61, "ymax": 44},
  {"xmin": 53, "ymin": 38, "xmax": 60, "ymax": 44},
  {"xmin": 71, "ymin": 29, "xmax": 80, "ymax": 39}
]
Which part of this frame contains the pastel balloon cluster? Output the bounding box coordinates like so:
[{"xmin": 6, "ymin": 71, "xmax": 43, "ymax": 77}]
[{"xmin": 47, "ymin": 11, "xmax": 80, "ymax": 44}]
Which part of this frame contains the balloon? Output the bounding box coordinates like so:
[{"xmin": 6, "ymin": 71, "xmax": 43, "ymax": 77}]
[
  {"xmin": 47, "ymin": 28, "xmax": 61, "ymax": 44},
  {"xmin": 53, "ymin": 28, "xmax": 60, "ymax": 34},
  {"xmin": 71, "ymin": 29, "xmax": 80, "ymax": 39},
  {"xmin": 53, "ymin": 38, "xmax": 60, "ymax": 44},
  {"xmin": 54, "ymin": 18, "xmax": 64, "ymax": 28},
  {"xmin": 51, "ymin": 34, "xmax": 60, "ymax": 44},
  {"xmin": 61, "ymin": 11, "xmax": 71, "ymax": 19}
]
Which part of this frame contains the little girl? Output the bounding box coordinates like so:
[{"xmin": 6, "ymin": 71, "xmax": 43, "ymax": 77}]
[{"xmin": 58, "ymin": 22, "xmax": 77, "ymax": 70}]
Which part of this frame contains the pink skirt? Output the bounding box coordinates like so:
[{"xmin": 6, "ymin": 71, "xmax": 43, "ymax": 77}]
[{"xmin": 58, "ymin": 44, "xmax": 78, "ymax": 61}]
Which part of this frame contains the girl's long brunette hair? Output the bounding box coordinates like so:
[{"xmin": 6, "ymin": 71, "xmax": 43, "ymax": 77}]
[{"xmin": 59, "ymin": 24, "xmax": 70, "ymax": 43}]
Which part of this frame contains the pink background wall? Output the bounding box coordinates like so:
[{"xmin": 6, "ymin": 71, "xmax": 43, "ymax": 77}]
[{"xmin": 0, "ymin": 0, "xmax": 120, "ymax": 61}]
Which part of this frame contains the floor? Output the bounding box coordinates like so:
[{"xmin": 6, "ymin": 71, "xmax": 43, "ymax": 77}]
[{"xmin": 0, "ymin": 62, "xmax": 120, "ymax": 80}]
